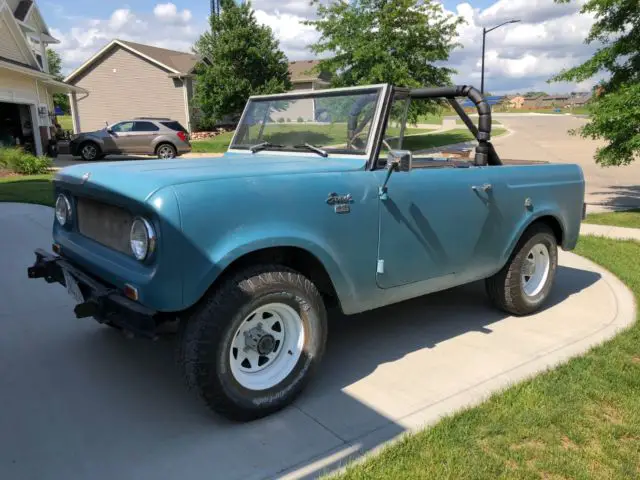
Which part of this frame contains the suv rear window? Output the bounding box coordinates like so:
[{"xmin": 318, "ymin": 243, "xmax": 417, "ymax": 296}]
[{"xmin": 160, "ymin": 121, "xmax": 187, "ymax": 132}]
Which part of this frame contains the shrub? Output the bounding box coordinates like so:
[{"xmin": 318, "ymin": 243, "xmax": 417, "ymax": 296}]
[
  {"xmin": 297, "ymin": 117, "xmax": 304, "ymax": 123},
  {"xmin": 0, "ymin": 147, "xmax": 52, "ymax": 175},
  {"xmin": 277, "ymin": 117, "xmax": 285, "ymax": 123}
]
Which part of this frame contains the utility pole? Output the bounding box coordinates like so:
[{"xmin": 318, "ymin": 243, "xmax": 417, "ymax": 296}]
[{"xmin": 211, "ymin": 0, "xmax": 221, "ymax": 18}]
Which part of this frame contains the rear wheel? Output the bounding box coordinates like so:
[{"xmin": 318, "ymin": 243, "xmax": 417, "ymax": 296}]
[
  {"xmin": 485, "ymin": 223, "xmax": 558, "ymax": 316},
  {"xmin": 79, "ymin": 142, "xmax": 100, "ymax": 161},
  {"xmin": 156, "ymin": 143, "xmax": 177, "ymax": 159},
  {"xmin": 178, "ymin": 265, "xmax": 327, "ymax": 421}
]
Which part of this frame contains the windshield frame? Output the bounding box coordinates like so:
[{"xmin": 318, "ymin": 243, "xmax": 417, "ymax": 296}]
[{"xmin": 228, "ymin": 84, "xmax": 390, "ymax": 159}]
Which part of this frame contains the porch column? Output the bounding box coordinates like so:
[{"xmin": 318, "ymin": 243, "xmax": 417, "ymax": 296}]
[
  {"xmin": 39, "ymin": 35, "xmax": 48, "ymax": 73},
  {"xmin": 29, "ymin": 105, "xmax": 43, "ymax": 156},
  {"xmin": 68, "ymin": 92, "xmax": 80, "ymax": 133}
]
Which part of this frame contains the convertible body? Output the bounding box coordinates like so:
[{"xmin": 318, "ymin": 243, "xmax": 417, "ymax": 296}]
[{"xmin": 28, "ymin": 84, "xmax": 585, "ymax": 420}]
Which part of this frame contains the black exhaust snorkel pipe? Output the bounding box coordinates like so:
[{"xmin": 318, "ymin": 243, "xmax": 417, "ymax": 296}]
[{"xmin": 409, "ymin": 85, "xmax": 501, "ymax": 166}]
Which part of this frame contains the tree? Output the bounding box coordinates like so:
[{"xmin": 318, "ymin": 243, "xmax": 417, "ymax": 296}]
[
  {"xmin": 550, "ymin": 0, "xmax": 639, "ymax": 166},
  {"xmin": 46, "ymin": 49, "xmax": 70, "ymax": 115},
  {"xmin": 193, "ymin": 0, "xmax": 291, "ymax": 128},
  {"xmin": 305, "ymin": 0, "xmax": 463, "ymax": 121}
]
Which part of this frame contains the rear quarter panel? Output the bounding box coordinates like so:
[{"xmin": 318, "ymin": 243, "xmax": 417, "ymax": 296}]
[{"xmin": 486, "ymin": 163, "xmax": 585, "ymax": 270}]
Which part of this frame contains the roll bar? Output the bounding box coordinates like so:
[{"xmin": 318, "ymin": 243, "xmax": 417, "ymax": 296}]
[{"xmin": 409, "ymin": 85, "xmax": 502, "ymax": 166}]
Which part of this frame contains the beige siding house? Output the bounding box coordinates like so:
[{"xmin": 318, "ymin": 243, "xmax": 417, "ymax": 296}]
[
  {"xmin": 65, "ymin": 40, "xmax": 206, "ymax": 133},
  {"xmin": 0, "ymin": 0, "xmax": 83, "ymax": 155}
]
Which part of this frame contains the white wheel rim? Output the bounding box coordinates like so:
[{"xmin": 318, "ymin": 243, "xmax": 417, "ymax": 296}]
[
  {"xmin": 229, "ymin": 303, "xmax": 305, "ymax": 391},
  {"xmin": 83, "ymin": 145, "xmax": 96, "ymax": 159},
  {"xmin": 522, "ymin": 243, "xmax": 551, "ymax": 297}
]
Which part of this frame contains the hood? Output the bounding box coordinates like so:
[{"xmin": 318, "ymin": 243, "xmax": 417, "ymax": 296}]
[{"xmin": 54, "ymin": 152, "xmax": 366, "ymax": 204}]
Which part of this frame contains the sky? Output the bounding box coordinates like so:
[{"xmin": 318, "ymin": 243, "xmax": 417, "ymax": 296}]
[{"xmin": 40, "ymin": 0, "xmax": 603, "ymax": 95}]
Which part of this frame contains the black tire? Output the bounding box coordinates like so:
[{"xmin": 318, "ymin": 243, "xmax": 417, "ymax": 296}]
[
  {"xmin": 178, "ymin": 265, "xmax": 328, "ymax": 421},
  {"xmin": 485, "ymin": 223, "xmax": 558, "ymax": 316},
  {"xmin": 79, "ymin": 141, "xmax": 100, "ymax": 161},
  {"xmin": 156, "ymin": 143, "xmax": 177, "ymax": 159}
]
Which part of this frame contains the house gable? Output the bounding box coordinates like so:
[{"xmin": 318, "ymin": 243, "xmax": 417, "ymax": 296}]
[
  {"xmin": 71, "ymin": 45, "xmax": 187, "ymax": 132},
  {"xmin": 0, "ymin": 0, "xmax": 39, "ymax": 68}
]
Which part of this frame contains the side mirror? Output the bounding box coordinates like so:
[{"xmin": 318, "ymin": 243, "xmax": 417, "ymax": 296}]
[
  {"xmin": 387, "ymin": 150, "xmax": 412, "ymax": 173},
  {"xmin": 380, "ymin": 150, "xmax": 413, "ymax": 200},
  {"xmin": 106, "ymin": 128, "xmax": 113, "ymax": 134}
]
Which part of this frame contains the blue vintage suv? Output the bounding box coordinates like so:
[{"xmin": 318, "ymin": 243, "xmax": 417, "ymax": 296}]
[{"xmin": 28, "ymin": 84, "xmax": 585, "ymax": 421}]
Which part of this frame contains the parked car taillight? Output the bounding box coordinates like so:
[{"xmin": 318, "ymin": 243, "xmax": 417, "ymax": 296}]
[{"xmin": 177, "ymin": 131, "xmax": 188, "ymax": 142}]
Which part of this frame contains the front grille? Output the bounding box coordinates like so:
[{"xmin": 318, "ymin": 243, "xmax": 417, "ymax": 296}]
[{"xmin": 76, "ymin": 197, "xmax": 133, "ymax": 255}]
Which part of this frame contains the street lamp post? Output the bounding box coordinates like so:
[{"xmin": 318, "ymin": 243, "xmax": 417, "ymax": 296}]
[{"xmin": 481, "ymin": 19, "xmax": 520, "ymax": 94}]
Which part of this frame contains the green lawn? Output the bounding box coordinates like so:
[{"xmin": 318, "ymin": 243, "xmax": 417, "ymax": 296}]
[
  {"xmin": 56, "ymin": 115, "xmax": 73, "ymax": 131},
  {"xmin": 585, "ymin": 209, "xmax": 640, "ymax": 229},
  {"xmin": 334, "ymin": 236, "xmax": 640, "ymax": 480},
  {"xmin": 0, "ymin": 174, "xmax": 54, "ymax": 206}
]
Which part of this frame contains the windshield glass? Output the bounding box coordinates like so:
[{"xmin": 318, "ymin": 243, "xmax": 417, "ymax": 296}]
[{"xmin": 230, "ymin": 87, "xmax": 384, "ymax": 155}]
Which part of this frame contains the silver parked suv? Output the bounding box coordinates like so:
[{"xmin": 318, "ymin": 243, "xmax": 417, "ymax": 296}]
[{"xmin": 69, "ymin": 117, "xmax": 191, "ymax": 161}]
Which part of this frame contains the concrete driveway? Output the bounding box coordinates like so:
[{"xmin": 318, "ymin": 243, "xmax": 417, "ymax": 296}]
[
  {"xmin": 0, "ymin": 203, "xmax": 634, "ymax": 480},
  {"xmin": 492, "ymin": 114, "xmax": 640, "ymax": 212}
]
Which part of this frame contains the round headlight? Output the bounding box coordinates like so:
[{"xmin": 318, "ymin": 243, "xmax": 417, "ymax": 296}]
[
  {"xmin": 55, "ymin": 194, "xmax": 72, "ymax": 226},
  {"xmin": 130, "ymin": 217, "xmax": 156, "ymax": 261}
]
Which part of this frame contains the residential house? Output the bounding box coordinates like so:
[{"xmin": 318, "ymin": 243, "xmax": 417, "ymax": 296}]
[
  {"xmin": 288, "ymin": 60, "xmax": 331, "ymax": 92},
  {"xmin": 507, "ymin": 95, "xmax": 525, "ymax": 109},
  {"xmin": 541, "ymin": 95, "xmax": 570, "ymax": 109},
  {"xmin": 522, "ymin": 94, "xmax": 547, "ymax": 109},
  {"xmin": 0, "ymin": 0, "xmax": 83, "ymax": 155},
  {"xmin": 64, "ymin": 39, "xmax": 207, "ymax": 133},
  {"xmin": 566, "ymin": 92, "xmax": 592, "ymax": 108}
]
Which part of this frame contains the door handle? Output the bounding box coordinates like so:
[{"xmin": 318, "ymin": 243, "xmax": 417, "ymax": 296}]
[{"xmin": 472, "ymin": 183, "xmax": 493, "ymax": 193}]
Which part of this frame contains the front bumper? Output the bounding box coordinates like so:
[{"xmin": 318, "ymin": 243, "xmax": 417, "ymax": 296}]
[{"xmin": 27, "ymin": 249, "xmax": 160, "ymax": 339}]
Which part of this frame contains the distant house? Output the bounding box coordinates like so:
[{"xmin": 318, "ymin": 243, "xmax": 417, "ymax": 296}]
[
  {"xmin": 541, "ymin": 95, "xmax": 570, "ymax": 108},
  {"xmin": 288, "ymin": 60, "xmax": 331, "ymax": 91},
  {"xmin": 0, "ymin": 0, "xmax": 83, "ymax": 155},
  {"xmin": 522, "ymin": 94, "xmax": 546, "ymax": 109},
  {"xmin": 508, "ymin": 95, "xmax": 525, "ymax": 109},
  {"xmin": 566, "ymin": 92, "xmax": 592, "ymax": 107},
  {"xmin": 65, "ymin": 39, "xmax": 208, "ymax": 133}
]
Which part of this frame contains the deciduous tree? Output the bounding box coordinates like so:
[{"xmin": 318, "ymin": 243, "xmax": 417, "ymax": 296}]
[
  {"xmin": 551, "ymin": 0, "xmax": 639, "ymax": 166},
  {"xmin": 46, "ymin": 49, "xmax": 70, "ymax": 115},
  {"xmin": 193, "ymin": 0, "xmax": 291, "ymax": 128},
  {"xmin": 305, "ymin": 0, "xmax": 464, "ymax": 121}
]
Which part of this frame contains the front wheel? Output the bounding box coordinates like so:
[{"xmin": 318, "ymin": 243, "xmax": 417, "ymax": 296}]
[
  {"xmin": 178, "ymin": 265, "xmax": 328, "ymax": 421},
  {"xmin": 485, "ymin": 223, "xmax": 558, "ymax": 316},
  {"xmin": 79, "ymin": 142, "xmax": 100, "ymax": 161}
]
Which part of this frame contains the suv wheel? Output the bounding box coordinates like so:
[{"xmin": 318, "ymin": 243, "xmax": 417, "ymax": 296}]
[
  {"xmin": 156, "ymin": 143, "xmax": 177, "ymax": 159},
  {"xmin": 79, "ymin": 142, "xmax": 100, "ymax": 161}
]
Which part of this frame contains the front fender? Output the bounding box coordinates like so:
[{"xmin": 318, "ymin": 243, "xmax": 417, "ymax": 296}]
[{"xmin": 181, "ymin": 223, "xmax": 355, "ymax": 312}]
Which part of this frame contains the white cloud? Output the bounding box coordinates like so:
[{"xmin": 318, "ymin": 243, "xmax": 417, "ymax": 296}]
[
  {"xmin": 49, "ymin": 0, "xmax": 602, "ymax": 93},
  {"xmin": 153, "ymin": 3, "xmax": 192, "ymax": 24},
  {"xmin": 253, "ymin": 9, "xmax": 319, "ymax": 60}
]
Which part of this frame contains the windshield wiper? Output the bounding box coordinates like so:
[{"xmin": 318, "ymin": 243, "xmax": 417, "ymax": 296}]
[
  {"xmin": 294, "ymin": 143, "xmax": 328, "ymax": 157},
  {"xmin": 249, "ymin": 141, "xmax": 283, "ymax": 153}
]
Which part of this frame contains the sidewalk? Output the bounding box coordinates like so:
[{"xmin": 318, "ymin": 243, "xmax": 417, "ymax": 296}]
[{"xmin": 581, "ymin": 223, "xmax": 640, "ymax": 241}]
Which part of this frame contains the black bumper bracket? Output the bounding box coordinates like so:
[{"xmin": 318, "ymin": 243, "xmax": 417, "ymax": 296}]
[{"xmin": 28, "ymin": 249, "xmax": 160, "ymax": 339}]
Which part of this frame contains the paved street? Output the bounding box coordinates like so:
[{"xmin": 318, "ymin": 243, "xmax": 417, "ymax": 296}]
[
  {"xmin": 0, "ymin": 203, "xmax": 634, "ymax": 480},
  {"xmin": 493, "ymin": 114, "xmax": 640, "ymax": 212}
]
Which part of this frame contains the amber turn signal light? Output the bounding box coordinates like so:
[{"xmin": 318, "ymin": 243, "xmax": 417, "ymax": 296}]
[{"xmin": 123, "ymin": 284, "xmax": 139, "ymax": 301}]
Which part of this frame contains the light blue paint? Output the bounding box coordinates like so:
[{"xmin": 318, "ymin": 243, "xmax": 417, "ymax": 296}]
[{"xmin": 52, "ymin": 149, "xmax": 584, "ymax": 316}]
